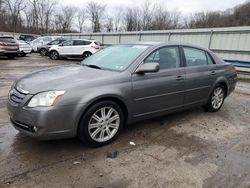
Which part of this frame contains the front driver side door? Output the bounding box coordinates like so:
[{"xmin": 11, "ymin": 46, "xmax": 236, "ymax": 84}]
[{"xmin": 131, "ymin": 46, "xmax": 185, "ymax": 117}]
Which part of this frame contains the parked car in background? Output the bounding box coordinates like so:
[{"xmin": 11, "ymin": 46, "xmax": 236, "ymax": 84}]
[
  {"xmin": 38, "ymin": 38, "xmax": 67, "ymax": 56},
  {"xmin": 0, "ymin": 37, "xmax": 19, "ymax": 59},
  {"xmin": 7, "ymin": 42, "xmax": 237, "ymax": 146},
  {"xmin": 30, "ymin": 36, "xmax": 61, "ymax": 52},
  {"xmin": 19, "ymin": 34, "xmax": 36, "ymax": 43},
  {"xmin": 49, "ymin": 39, "xmax": 101, "ymax": 60},
  {"xmin": 16, "ymin": 40, "xmax": 32, "ymax": 57}
]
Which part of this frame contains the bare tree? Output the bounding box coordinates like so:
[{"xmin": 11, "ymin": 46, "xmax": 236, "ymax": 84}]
[
  {"xmin": 87, "ymin": 1, "xmax": 106, "ymax": 32},
  {"xmin": 5, "ymin": 0, "xmax": 26, "ymax": 32},
  {"xmin": 124, "ymin": 7, "xmax": 141, "ymax": 31},
  {"xmin": 77, "ymin": 8, "xmax": 86, "ymax": 33},
  {"xmin": 60, "ymin": 6, "xmax": 77, "ymax": 32},
  {"xmin": 113, "ymin": 6, "xmax": 123, "ymax": 32},
  {"xmin": 141, "ymin": 0, "xmax": 155, "ymax": 30}
]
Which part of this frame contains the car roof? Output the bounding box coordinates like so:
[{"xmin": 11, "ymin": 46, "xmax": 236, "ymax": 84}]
[{"xmin": 121, "ymin": 41, "xmax": 208, "ymax": 51}]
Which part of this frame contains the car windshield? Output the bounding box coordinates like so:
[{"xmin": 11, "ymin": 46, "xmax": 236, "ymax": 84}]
[{"xmin": 81, "ymin": 45, "xmax": 149, "ymax": 71}]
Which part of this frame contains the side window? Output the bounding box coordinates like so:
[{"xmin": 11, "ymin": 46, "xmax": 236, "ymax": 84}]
[
  {"xmin": 43, "ymin": 37, "xmax": 52, "ymax": 42},
  {"xmin": 183, "ymin": 47, "xmax": 208, "ymax": 67},
  {"xmin": 206, "ymin": 53, "xmax": 215, "ymax": 65},
  {"xmin": 74, "ymin": 40, "xmax": 92, "ymax": 46},
  {"xmin": 144, "ymin": 47, "xmax": 180, "ymax": 70},
  {"xmin": 62, "ymin": 40, "xmax": 73, "ymax": 46},
  {"xmin": 74, "ymin": 40, "xmax": 85, "ymax": 46}
]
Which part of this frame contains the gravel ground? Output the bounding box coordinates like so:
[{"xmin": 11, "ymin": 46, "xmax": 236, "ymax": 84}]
[{"xmin": 0, "ymin": 54, "xmax": 250, "ymax": 188}]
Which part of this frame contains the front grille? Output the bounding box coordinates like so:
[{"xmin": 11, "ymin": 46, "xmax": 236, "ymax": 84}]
[{"xmin": 9, "ymin": 88, "xmax": 27, "ymax": 105}]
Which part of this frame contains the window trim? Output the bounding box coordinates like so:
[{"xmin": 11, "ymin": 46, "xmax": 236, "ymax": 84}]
[
  {"xmin": 206, "ymin": 52, "xmax": 216, "ymax": 65},
  {"xmin": 181, "ymin": 46, "xmax": 211, "ymax": 67},
  {"xmin": 141, "ymin": 45, "xmax": 183, "ymax": 71}
]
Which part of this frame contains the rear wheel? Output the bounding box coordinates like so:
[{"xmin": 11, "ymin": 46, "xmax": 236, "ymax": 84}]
[
  {"xmin": 78, "ymin": 101, "xmax": 124, "ymax": 147},
  {"xmin": 50, "ymin": 51, "xmax": 59, "ymax": 60},
  {"xmin": 204, "ymin": 84, "xmax": 225, "ymax": 112},
  {"xmin": 82, "ymin": 52, "xmax": 92, "ymax": 60},
  {"xmin": 39, "ymin": 48, "xmax": 47, "ymax": 56}
]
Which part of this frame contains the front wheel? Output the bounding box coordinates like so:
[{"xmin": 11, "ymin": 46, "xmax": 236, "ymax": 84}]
[
  {"xmin": 50, "ymin": 51, "xmax": 59, "ymax": 60},
  {"xmin": 78, "ymin": 101, "xmax": 124, "ymax": 147},
  {"xmin": 204, "ymin": 85, "xmax": 225, "ymax": 112}
]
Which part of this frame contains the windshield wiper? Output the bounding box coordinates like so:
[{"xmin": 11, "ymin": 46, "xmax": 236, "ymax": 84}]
[{"xmin": 84, "ymin": 64, "xmax": 102, "ymax": 70}]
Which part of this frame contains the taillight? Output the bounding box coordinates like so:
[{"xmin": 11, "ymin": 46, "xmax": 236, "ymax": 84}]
[
  {"xmin": 91, "ymin": 45, "xmax": 100, "ymax": 49},
  {"xmin": 0, "ymin": 42, "xmax": 7, "ymax": 46}
]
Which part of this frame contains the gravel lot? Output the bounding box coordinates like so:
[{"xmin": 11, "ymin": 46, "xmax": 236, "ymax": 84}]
[{"xmin": 0, "ymin": 54, "xmax": 250, "ymax": 188}]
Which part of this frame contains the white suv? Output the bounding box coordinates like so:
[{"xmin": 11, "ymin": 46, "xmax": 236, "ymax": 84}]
[
  {"xmin": 30, "ymin": 36, "xmax": 61, "ymax": 52},
  {"xmin": 49, "ymin": 39, "xmax": 101, "ymax": 60}
]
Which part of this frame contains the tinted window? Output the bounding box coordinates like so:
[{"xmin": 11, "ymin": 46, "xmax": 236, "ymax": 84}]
[
  {"xmin": 94, "ymin": 41, "xmax": 101, "ymax": 46},
  {"xmin": 74, "ymin": 40, "xmax": 91, "ymax": 46},
  {"xmin": 81, "ymin": 45, "xmax": 149, "ymax": 71},
  {"xmin": 145, "ymin": 47, "xmax": 180, "ymax": 70},
  {"xmin": 183, "ymin": 47, "xmax": 208, "ymax": 67},
  {"xmin": 62, "ymin": 40, "xmax": 73, "ymax": 46},
  {"xmin": 0, "ymin": 38, "xmax": 16, "ymax": 43}
]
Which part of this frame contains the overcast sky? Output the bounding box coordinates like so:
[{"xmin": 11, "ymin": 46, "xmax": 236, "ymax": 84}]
[{"xmin": 62, "ymin": 0, "xmax": 247, "ymax": 14}]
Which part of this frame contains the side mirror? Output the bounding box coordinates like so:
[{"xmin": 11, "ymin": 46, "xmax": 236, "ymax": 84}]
[{"xmin": 135, "ymin": 62, "xmax": 160, "ymax": 74}]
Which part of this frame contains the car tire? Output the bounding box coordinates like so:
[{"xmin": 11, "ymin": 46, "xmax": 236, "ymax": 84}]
[
  {"xmin": 50, "ymin": 51, "xmax": 59, "ymax": 60},
  {"xmin": 7, "ymin": 55, "xmax": 15, "ymax": 59},
  {"xmin": 204, "ymin": 84, "xmax": 225, "ymax": 112},
  {"xmin": 20, "ymin": 52, "xmax": 27, "ymax": 57},
  {"xmin": 78, "ymin": 100, "xmax": 124, "ymax": 147},
  {"xmin": 39, "ymin": 48, "xmax": 47, "ymax": 56},
  {"xmin": 82, "ymin": 52, "xmax": 92, "ymax": 60}
]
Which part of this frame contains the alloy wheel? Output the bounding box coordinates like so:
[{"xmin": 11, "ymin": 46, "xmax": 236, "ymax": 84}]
[
  {"xmin": 50, "ymin": 51, "xmax": 58, "ymax": 60},
  {"xmin": 211, "ymin": 87, "xmax": 224, "ymax": 109},
  {"xmin": 88, "ymin": 107, "xmax": 120, "ymax": 142}
]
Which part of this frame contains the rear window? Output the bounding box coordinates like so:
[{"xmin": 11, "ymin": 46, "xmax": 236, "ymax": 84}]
[{"xmin": 0, "ymin": 38, "xmax": 16, "ymax": 43}]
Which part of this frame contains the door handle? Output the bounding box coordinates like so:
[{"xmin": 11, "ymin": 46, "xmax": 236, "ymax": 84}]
[
  {"xmin": 176, "ymin": 75, "xmax": 184, "ymax": 81},
  {"xmin": 211, "ymin": 71, "xmax": 216, "ymax": 75}
]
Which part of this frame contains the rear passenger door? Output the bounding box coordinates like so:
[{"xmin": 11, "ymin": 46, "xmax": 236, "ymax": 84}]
[
  {"xmin": 182, "ymin": 46, "xmax": 217, "ymax": 105},
  {"xmin": 73, "ymin": 40, "xmax": 91, "ymax": 55}
]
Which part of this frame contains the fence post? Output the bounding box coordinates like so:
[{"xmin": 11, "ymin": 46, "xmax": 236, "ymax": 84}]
[
  {"xmin": 168, "ymin": 32, "xmax": 171, "ymax": 41},
  {"xmin": 208, "ymin": 30, "xmax": 214, "ymax": 49},
  {"xmin": 119, "ymin": 33, "xmax": 121, "ymax": 44},
  {"xmin": 102, "ymin": 34, "xmax": 104, "ymax": 45},
  {"xmin": 139, "ymin": 32, "xmax": 142, "ymax": 41}
]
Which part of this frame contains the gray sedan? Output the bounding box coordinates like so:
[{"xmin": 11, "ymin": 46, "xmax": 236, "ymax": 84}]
[{"xmin": 7, "ymin": 42, "xmax": 238, "ymax": 146}]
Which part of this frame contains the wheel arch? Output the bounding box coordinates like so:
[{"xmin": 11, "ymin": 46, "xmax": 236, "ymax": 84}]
[
  {"xmin": 76, "ymin": 95, "xmax": 129, "ymax": 134},
  {"xmin": 212, "ymin": 77, "xmax": 229, "ymax": 97}
]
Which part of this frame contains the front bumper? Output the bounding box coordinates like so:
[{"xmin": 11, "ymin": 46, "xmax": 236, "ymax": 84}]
[{"xmin": 7, "ymin": 96, "xmax": 86, "ymax": 140}]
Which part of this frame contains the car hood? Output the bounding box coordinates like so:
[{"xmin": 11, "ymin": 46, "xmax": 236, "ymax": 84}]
[{"xmin": 15, "ymin": 64, "xmax": 119, "ymax": 94}]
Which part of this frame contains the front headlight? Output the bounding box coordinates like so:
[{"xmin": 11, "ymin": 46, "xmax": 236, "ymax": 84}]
[{"xmin": 27, "ymin": 90, "xmax": 66, "ymax": 107}]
